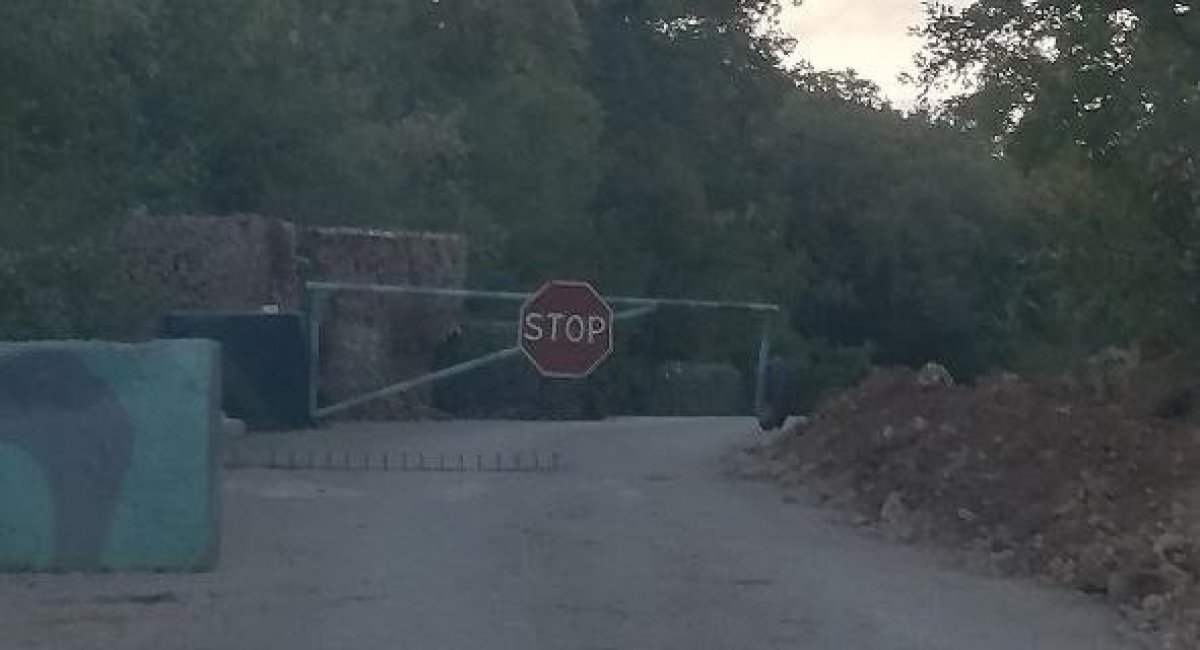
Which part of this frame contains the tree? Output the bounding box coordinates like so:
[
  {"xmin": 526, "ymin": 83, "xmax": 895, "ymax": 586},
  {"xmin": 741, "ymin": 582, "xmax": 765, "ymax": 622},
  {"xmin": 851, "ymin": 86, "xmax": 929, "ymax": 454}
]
[
  {"xmin": 914, "ymin": 0, "xmax": 1200, "ymax": 349},
  {"xmin": 754, "ymin": 89, "xmax": 1037, "ymax": 376},
  {"xmin": 579, "ymin": 0, "xmax": 794, "ymax": 296},
  {"xmin": 0, "ymin": 0, "xmax": 1045, "ymax": 389}
]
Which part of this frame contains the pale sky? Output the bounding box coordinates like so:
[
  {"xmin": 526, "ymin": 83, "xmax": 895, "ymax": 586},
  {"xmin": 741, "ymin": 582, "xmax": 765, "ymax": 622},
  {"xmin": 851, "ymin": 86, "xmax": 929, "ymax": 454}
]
[{"xmin": 781, "ymin": 0, "xmax": 970, "ymax": 107}]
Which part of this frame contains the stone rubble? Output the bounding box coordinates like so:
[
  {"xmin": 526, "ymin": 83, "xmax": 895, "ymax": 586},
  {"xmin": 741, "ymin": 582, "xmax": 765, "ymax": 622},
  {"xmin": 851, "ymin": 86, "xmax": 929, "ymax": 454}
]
[{"xmin": 746, "ymin": 365, "xmax": 1200, "ymax": 648}]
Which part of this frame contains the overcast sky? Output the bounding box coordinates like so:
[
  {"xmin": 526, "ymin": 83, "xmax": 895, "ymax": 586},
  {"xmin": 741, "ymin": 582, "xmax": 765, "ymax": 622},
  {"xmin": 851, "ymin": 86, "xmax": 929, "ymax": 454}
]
[{"xmin": 780, "ymin": 0, "xmax": 969, "ymax": 107}]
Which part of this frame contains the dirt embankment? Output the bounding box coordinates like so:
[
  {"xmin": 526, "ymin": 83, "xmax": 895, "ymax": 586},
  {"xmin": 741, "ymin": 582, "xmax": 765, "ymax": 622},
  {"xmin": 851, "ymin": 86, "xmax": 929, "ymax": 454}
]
[{"xmin": 745, "ymin": 364, "xmax": 1200, "ymax": 648}]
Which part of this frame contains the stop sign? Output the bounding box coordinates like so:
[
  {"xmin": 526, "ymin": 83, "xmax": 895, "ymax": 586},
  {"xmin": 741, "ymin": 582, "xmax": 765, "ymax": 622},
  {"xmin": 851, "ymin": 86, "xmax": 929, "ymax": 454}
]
[{"xmin": 519, "ymin": 280, "xmax": 614, "ymax": 378}]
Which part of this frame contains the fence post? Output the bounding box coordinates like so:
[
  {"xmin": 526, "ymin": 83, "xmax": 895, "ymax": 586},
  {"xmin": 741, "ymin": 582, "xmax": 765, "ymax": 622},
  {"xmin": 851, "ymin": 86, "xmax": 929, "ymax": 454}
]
[
  {"xmin": 753, "ymin": 314, "xmax": 772, "ymax": 418},
  {"xmin": 306, "ymin": 289, "xmax": 327, "ymax": 420}
]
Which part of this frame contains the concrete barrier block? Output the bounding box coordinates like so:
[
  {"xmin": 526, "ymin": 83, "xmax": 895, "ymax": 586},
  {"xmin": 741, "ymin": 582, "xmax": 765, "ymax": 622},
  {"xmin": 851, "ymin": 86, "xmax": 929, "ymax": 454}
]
[{"xmin": 0, "ymin": 340, "xmax": 221, "ymax": 572}]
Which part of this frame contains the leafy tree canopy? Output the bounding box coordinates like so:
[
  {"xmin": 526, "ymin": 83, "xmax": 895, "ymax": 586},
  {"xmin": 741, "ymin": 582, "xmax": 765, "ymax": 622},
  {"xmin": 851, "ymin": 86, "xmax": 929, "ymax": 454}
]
[
  {"xmin": 0, "ymin": 0, "xmax": 1053, "ymax": 386},
  {"xmin": 915, "ymin": 0, "xmax": 1199, "ymax": 349}
]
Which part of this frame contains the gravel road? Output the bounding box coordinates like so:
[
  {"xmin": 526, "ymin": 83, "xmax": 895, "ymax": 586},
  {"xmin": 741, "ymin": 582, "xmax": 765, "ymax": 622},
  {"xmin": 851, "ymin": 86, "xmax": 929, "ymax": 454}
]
[{"xmin": 0, "ymin": 418, "xmax": 1138, "ymax": 649}]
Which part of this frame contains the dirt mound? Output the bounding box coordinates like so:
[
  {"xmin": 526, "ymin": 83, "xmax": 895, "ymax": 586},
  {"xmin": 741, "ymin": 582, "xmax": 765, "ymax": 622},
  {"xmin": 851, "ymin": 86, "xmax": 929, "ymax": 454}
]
[{"xmin": 758, "ymin": 366, "xmax": 1200, "ymax": 646}]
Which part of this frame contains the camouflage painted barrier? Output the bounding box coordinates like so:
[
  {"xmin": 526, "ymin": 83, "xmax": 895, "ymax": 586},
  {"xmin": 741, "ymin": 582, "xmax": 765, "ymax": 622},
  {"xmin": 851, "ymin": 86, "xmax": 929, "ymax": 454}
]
[{"xmin": 0, "ymin": 340, "xmax": 221, "ymax": 572}]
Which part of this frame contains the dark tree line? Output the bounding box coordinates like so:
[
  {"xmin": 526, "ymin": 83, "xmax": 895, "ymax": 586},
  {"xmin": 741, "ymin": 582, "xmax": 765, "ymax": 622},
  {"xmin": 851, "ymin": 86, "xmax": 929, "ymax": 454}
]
[{"xmin": 5, "ymin": 0, "xmax": 1182, "ymax": 399}]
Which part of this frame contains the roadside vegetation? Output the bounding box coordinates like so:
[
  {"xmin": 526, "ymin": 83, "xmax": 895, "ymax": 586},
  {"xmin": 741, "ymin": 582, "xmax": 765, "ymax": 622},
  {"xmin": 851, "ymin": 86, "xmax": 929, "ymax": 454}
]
[{"xmin": 0, "ymin": 0, "xmax": 1195, "ymax": 403}]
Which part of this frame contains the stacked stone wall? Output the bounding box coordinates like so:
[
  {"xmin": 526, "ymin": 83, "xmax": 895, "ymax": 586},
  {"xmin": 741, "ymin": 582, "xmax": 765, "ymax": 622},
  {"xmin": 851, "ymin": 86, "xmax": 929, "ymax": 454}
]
[
  {"xmin": 115, "ymin": 217, "xmax": 467, "ymax": 420},
  {"xmin": 300, "ymin": 227, "xmax": 467, "ymax": 419}
]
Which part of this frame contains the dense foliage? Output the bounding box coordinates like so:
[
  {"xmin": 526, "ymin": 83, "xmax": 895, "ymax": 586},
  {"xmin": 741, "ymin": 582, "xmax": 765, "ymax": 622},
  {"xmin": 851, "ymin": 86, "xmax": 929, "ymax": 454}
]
[
  {"xmin": 915, "ymin": 0, "xmax": 1200, "ymax": 356},
  {"xmin": 0, "ymin": 0, "xmax": 1089, "ymax": 403}
]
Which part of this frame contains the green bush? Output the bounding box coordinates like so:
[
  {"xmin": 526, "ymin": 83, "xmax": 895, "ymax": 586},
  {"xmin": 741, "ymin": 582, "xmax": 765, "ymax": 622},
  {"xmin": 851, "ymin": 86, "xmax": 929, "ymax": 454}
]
[
  {"xmin": 0, "ymin": 243, "xmax": 145, "ymax": 341},
  {"xmin": 772, "ymin": 341, "xmax": 873, "ymax": 415},
  {"xmin": 432, "ymin": 320, "xmax": 602, "ymax": 420},
  {"xmin": 650, "ymin": 361, "xmax": 743, "ymax": 416}
]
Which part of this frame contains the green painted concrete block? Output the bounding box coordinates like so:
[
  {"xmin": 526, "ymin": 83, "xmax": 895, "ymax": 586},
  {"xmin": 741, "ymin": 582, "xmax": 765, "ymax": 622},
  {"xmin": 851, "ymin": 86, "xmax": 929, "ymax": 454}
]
[{"xmin": 0, "ymin": 340, "xmax": 221, "ymax": 572}]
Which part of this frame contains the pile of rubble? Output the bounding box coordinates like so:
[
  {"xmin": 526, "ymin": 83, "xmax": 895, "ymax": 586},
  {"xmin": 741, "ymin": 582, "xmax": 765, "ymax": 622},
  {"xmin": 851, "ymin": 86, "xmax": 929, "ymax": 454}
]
[{"xmin": 752, "ymin": 362, "xmax": 1200, "ymax": 646}]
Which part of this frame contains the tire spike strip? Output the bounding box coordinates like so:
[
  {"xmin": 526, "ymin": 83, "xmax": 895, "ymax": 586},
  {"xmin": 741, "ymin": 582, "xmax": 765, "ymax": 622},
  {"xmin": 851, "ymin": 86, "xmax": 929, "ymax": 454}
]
[{"xmin": 224, "ymin": 450, "xmax": 561, "ymax": 473}]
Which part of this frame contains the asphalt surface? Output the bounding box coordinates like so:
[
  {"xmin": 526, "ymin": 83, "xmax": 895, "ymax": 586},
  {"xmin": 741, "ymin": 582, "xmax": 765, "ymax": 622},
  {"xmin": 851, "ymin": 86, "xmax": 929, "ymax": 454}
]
[{"xmin": 0, "ymin": 418, "xmax": 1137, "ymax": 649}]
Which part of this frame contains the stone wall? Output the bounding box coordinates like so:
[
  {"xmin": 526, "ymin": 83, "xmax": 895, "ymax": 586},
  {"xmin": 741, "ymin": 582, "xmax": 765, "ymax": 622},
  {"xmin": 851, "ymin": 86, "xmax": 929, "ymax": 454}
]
[
  {"xmin": 300, "ymin": 227, "xmax": 468, "ymax": 419},
  {"xmin": 117, "ymin": 214, "xmax": 301, "ymax": 338},
  {"xmin": 0, "ymin": 340, "xmax": 221, "ymax": 572},
  {"xmin": 115, "ymin": 217, "xmax": 467, "ymax": 421}
]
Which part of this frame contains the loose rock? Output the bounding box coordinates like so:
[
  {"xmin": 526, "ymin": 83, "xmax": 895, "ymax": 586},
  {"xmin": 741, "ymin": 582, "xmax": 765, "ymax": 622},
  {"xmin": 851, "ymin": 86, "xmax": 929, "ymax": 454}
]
[
  {"xmin": 880, "ymin": 492, "xmax": 915, "ymax": 542},
  {"xmin": 755, "ymin": 363, "xmax": 1200, "ymax": 641},
  {"xmin": 916, "ymin": 362, "xmax": 955, "ymax": 390}
]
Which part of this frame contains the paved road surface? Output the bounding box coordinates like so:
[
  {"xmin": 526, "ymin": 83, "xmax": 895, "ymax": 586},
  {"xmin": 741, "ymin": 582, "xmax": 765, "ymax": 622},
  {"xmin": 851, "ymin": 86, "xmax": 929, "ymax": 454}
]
[{"xmin": 0, "ymin": 418, "xmax": 1136, "ymax": 649}]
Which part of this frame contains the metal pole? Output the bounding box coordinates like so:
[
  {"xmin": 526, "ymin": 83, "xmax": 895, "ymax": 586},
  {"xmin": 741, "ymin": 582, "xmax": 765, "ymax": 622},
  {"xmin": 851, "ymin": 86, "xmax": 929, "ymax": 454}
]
[
  {"xmin": 314, "ymin": 346, "xmax": 524, "ymax": 420},
  {"xmin": 613, "ymin": 305, "xmax": 658, "ymax": 322},
  {"xmin": 304, "ymin": 281, "xmax": 781, "ymax": 314},
  {"xmin": 753, "ymin": 314, "xmax": 772, "ymax": 417},
  {"xmin": 310, "ymin": 305, "xmax": 658, "ymax": 420},
  {"xmin": 307, "ymin": 290, "xmax": 327, "ymax": 420},
  {"xmin": 608, "ymin": 295, "xmax": 779, "ymax": 313},
  {"xmin": 306, "ymin": 282, "xmax": 530, "ymax": 303}
]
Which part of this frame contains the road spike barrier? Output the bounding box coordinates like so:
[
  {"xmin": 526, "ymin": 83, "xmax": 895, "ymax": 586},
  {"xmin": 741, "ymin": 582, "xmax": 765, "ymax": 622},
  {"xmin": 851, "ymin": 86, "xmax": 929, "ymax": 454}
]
[{"xmin": 223, "ymin": 449, "xmax": 562, "ymax": 474}]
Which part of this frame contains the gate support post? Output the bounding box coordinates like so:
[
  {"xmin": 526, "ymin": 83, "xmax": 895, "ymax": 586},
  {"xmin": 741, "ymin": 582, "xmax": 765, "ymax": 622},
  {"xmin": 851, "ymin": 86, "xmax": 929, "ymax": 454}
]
[
  {"xmin": 306, "ymin": 289, "xmax": 327, "ymax": 420},
  {"xmin": 753, "ymin": 314, "xmax": 772, "ymax": 419}
]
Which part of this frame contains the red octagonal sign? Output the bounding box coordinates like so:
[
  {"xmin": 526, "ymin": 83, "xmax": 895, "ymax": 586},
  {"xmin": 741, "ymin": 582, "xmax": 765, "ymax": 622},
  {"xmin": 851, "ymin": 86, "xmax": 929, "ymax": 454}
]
[{"xmin": 519, "ymin": 280, "xmax": 614, "ymax": 379}]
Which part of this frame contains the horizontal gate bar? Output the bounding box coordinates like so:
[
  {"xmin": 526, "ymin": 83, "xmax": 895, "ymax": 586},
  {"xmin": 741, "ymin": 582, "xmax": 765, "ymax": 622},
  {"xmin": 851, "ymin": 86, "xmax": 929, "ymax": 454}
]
[
  {"xmin": 612, "ymin": 305, "xmax": 659, "ymax": 321},
  {"xmin": 312, "ymin": 305, "xmax": 659, "ymax": 420},
  {"xmin": 308, "ymin": 283, "xmax": 531, "ymax": 302},
  {"xmin": 306, "ymin": 281, "xmax": 780, "ymax": 313},
  {"xmin": 607, "ymin": 296, "xmax": 779, "ymax": 313},
  {"xmin": 314, "ymin": 346, "xmax": 522, "ymax": 420}
]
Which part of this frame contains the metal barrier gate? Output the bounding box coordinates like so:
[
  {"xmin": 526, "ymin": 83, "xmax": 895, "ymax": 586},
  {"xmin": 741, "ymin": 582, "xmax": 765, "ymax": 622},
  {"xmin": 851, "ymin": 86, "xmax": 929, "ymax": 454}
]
[{"xmin": 304, "ymin": 281, "xmax": 780, "ymax": 422}]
